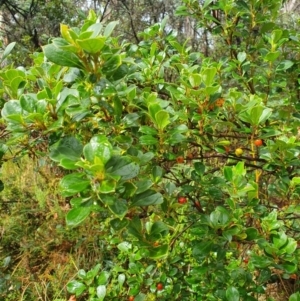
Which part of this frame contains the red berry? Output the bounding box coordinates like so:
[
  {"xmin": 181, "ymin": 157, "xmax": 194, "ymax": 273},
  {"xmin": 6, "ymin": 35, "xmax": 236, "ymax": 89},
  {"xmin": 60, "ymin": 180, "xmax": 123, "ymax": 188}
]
[
  {"xmin": 128, "ymin": 297, "xmax": 134, "ymax": 301},
  {"xmin": 157, "ymin": 283, "xmax": 163, "ymax": 291},
  {"xmin": 178, "ymin": 196, "xmax": 187, "ymax": 204},
  {"xmin": 176, "ymin": 156, "xmax": 184, "ymax": 163},
  {"xmin": 254, "ymin": 139, "xmax": 263, "ymax": 147}
]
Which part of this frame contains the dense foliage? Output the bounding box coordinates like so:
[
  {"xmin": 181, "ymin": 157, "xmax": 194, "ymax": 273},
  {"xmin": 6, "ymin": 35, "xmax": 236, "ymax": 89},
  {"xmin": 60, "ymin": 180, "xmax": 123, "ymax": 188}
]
[{"xmin": 1, "ymin": 1, "xmax": 300, "ymax": 300}]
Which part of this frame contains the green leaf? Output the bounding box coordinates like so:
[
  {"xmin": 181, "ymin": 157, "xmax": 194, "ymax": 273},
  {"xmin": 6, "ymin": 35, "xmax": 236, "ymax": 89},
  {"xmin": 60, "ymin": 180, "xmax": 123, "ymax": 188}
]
[
  {"xmin": 148, "ymin": 103, "xmax": 161, "ymax": 121},
  {"xmin": 2, "ymin": 100, "xmax": 22, "ymax": 122},
  {"xmin": 150, "ymin": 221, "xmax": 169, "ymax": 236},
  {"xmin": 50, "ymin": 136, "xmax": 83, "ymax": 162},
  {"xmin": 226, "ymin": 286, "xmax": 239, "ymax": 301},
  {"xmin": 224, "ymin": 166, "xmax": 233, "ymax": 181},
  {"xmin": 258, "ymin": 108, "xmax": 272, "ymax": 124},
  {"xmin": 281, "ymin": 262, "xmax": 297, "ymax": 274},
  {"xmin": 102, "ymin": 54, "xmax": 122, "ymax": 74},
  {"xmin": 276, "ymin": 60, "xmax": 294, "ymax": 71},
  {"xmin": 245, "ymin": 227, "xmax": 259, "ymax": 240},
  {"xmin": 131, "ymin": 190, "xmax": 163, "ymax": 206},
  {"xmin": 60, "ymin": 173, "xmax": 90, "ymax": 197},
  {"xmin": 140, "ymin": 135, "xmax": 158, "ymax": 145},
  {"xmin": 283, "ymin": 238, "xmax": 297, "ymax": 254},
  {"xmin": 108, "ymin": 200, "xmax": 128, "ymax": 219},
  {"xmin": 83, "ymin": 135, "xmax": 112, "ymax": 164},
  {"xmin": 104, "ymin": 21, "xmax": 119, "ymax": 37},
  {"xmin": 110, "ymin": 218, "xmax": 129, "ymax": 231},
  {"xmin": 271, "ymin": 29, "xmax": 282, "ymax": 43},
  {"xmin": 66, "ymin": 206, "xmax": 91, "ymax": 227},
  {"xmin": 237, "ymin": 51, "xmax": 246, "ymax": 63},
  {"xmin": 67, "ymin": 280, "xmax": 86, "ymax": 296},
  {"xmin": 188, "ymin": 73, "xmax": 202, "ymax": 87},
  {"xmin": 128, "ymin": 217, "xmax": 143, "ymax": 239},
  {"xmin": 20, "ymin": 94, "xmax": 37, "ymax": 112},
  {"xmin": 96, "ymin": 285, "xmax": 106, "ymax": 300},
  {"xmin": 250, "ymin": 254, "xmax": 273, "ymax": 268},
  {"xmin": 136, "ymin": 179, "xmax": 153, "ymax": 194},
  {"xmin": 118, "ymin": 274, "xmax": 125, "ymax": 288},
  {"xmin": 264, "ymin": 51, "xmax": 280, "ymax": 62},
  {"xmin": 43, "ymin": 44, "xmax": 84, "ymax": 68},
  {"xmin": 289, "ymin": 292, "xmax": 300, "ymax": 301},
  {"xmin": 192, "ymin": 241, "xmax": 213, "ymax": 257},
  {"xmin": 1, "ymin": 41, "xmax": 16, "ymax": 63},
  {"xmin": 77, "ymin": 37, "xmax": 106, "ymax": 54},
  {"xmin": 152, "ymin": 166, "xmax": 163, "ymax": 183},
  {"xmin": 97, "ymin": 271, "xmax": 110, "ymax": 285},
  {"xmin": 155, "ymin": 110, "xmax": 170, "ymax": 130},
  {"xmin": 108, "ymin": 157, "xmax": 140, "ymax": 181},
  {"xmin": 202, "ymin": 67, "xmax": 217, "ymax": 86},
  {"xmin": 99, "ymin": 179, "xmax": 116, "ymax": 193},
  {"xmin": 271, "ymin": 231, "xmax": 288, "ymax": 249},
  {"xmin": 149, "ymin": 244, "xmax": 168, "ymax": 259},
  {"xmin": 118, "ymin": 241, "xmax": 132, "ymax": 252},
  {"xmin": 59, "ymin": 158, "xmax": 78, "ymax": 170}
]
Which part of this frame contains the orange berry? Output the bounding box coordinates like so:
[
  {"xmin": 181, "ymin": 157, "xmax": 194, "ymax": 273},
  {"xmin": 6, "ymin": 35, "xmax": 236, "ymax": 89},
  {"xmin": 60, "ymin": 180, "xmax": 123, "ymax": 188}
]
[
  {"xmin": 178, "ymin": 196, "xmax": 187, "ymax": 204},
  {"xmin": 176, "ymin": 156, "xmax": 184, "ymax": 163},
  {"xmin": 254, "ymin": 139, "xmax": 263, "ymax": 147},
  {"xmin": 157, "ymin": 283, "xmax": 163, "ymax": 291}
]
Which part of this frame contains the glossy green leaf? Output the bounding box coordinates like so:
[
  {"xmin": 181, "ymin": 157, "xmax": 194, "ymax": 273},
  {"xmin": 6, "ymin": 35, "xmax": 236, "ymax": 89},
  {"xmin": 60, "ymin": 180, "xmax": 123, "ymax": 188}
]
[
  {"xmin": 102, "ymin": 54, "xmax": 122, "ymax": 74},
  {"xmin": 99, "ymin": 179, "xmax": 116, "ymax": 194},
  {"xmin": 77, "ymin": 37, "xmax": 106, "ymax": 54},
  {"xmin": 50, "ymin": 136, "xmax": 83, "ymax": 162},
  {"xmin": 289, "ymin": 292, "xmax": 300, "ymax": 301},
  {"xmin": 150, "ymin": 221, "xmax": 169, "ymax": 236},
  {"xmin": 131, "ymin": 190, "xmax": 163, "ymax": 206},
  {"xmin": 136, "ymin": 179, "xmax": 153, "ymax": 194},
  {"xmin": 2, "ymin": 100, "xmax": 22, "ymax": 121},
  {"xmin": 245, "ymin": 227, "xmax": 259, "ymax": 240},
  {"xmin": 60, "ymin": 173, "xmax": 90, "ymax": 197},
  {"xmin": 67, "ymin": 280, "xmax": 86, "ymax": 296},
  {"xmin": 155, "ymin": 110, "xmax": 170, "ymax": 130},
  {"xmin": 108, "ymin": 157, "xmax": 140, "ymax": 181},
  {"xmin": 149, "ymin": 244, "xmax": 168, "ymax": 259},
  {"xmin": 103, "ymin": 21, "xmax": 119, "ymax": 37},
  {"xmin": 108, "ymin": 200, "xmax": 128, "ymax": 219},
  {"xmin": 110, "ymin": 218, "xmax": 129, "ymax": 231},
  {"xmin": 192, "ymin": 241, "xmax": 213, "ymax": 257},
  {"xmin": 224, "ymin": 166, "xmax": 233, "ymax": 181},
  {"xmin": 152, "ymin": 166, "xmax": 163, "ymax": 183},
  {"xmin": 83, "ymin": 135, "xmax": 112, "ymax": 164},
  {"xmin": 140, "ymin": 135, "xmax": 158, "ymax": 145},
  {"xmin": 237, "ymin": 51, "xmax": 246, "ymax": 63},
  {"xmin": 66, "ymin": 206, "xmax": 91, "ymax": 227},
  {"xmin": 202, "ymin": 67, "xmax": 217, "ymax": 86},
  {"xmin": 226, "ymin": 286, "xmax": 239, "ymax": 301},
  {"xmin": 118, "ymin": 274, "xmax": 126, "ymax": 288},
  {"xmin": 96, "ymin": 285, "xmax": 106, "ymax": 300},
  {"xmin": 1, "ymin": 41, "xmax": 16, "ymax": 63},
  {"xmin": 43, "ymin": 44, "xmax": 84, "ymax": 68}
]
